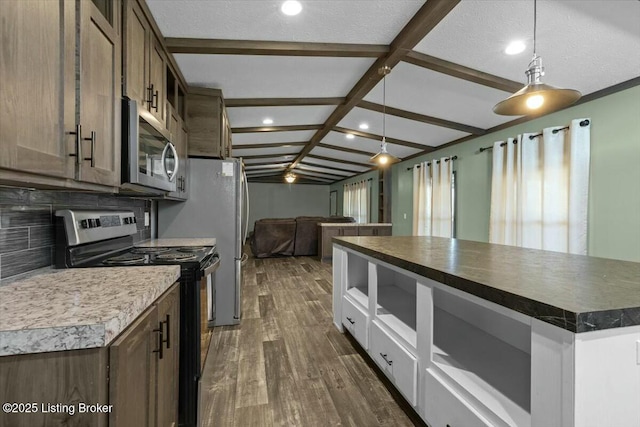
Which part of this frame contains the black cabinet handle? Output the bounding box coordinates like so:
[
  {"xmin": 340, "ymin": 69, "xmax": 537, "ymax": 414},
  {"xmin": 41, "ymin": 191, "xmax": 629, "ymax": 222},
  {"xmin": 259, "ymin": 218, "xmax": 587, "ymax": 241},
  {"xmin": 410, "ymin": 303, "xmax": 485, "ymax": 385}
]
[
  {"xmin": 346, "ymin": 317, "xmax": 355, "ymax": 325},
  {"xmin": 164, "ymin": 314, "xmax": 171, "ymax": 349},
  {"xmin": 380, "ymin": 353, "xmax": 392, "ymax": 366},
  {"xmin": 83, "ymin": 131, "xmax": 96, "ymax": 167},
  {"xmin": 68, "ymin": 124, "xmax": 82, "ymax": 165},
  {"xmin": 153, "ymin": 323, "xmax": 164, "ymax": 359},
  {"xmin": 147, "ymin": 84, "xmax": 154, "ymax": 108}
]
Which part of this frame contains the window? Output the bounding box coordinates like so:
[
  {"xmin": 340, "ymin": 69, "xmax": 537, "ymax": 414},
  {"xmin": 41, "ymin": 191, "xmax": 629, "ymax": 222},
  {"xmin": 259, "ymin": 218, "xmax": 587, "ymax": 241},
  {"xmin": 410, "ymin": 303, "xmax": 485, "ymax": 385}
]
[{"xmin": 343, "ymin": 180, "xmax": 370, "ymax": 223}]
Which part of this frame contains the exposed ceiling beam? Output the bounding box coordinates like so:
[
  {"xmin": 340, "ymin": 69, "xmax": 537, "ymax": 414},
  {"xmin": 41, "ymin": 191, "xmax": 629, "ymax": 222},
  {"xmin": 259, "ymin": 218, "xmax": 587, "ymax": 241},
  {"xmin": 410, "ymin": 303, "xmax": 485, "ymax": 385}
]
[
  {"xmin": 244, "ymin": 162, "xmax": 292, "ymax": 168},
  {"xmin": 245, "ymin": 166, "xmax": 288, "ymax": 172},
  {"xmin": 226, "ymin": 97, "xmax": 345, "ymax": 108},
  {"xmin": 317, "ymin": 143, "xmax": 376, "ymax": 157},
  {"xmin": 232, "ymin": 124, "xmax": 322, "ymax": 133},
  {"xmin": 290, "ymin": 171, "xmax": 335, "ymax": 182},
  {"xmin": 164, "ymin": 38, "xmax": 389, "ymax": 57},
  {"xmin": 300, "ymin": 160, "xmax": 365, "ymax": 174},
  {"xmin": 307, "ymin": 154, "xmax": 374, "ymax": 168},
  {"xmin": 357, "ymin": 100, "xmax": 486, "ymax": 135},
  {"xmin": 292, "ymin": 168, "xmax": 347, "ymax": 180},
  {"xmin": 240, "ymin": 153, "xmax": 299, "ymax": 160},
  {"xmin": 403, "ymin": 51, "xmax": 523, "ymax": 93},
  {"xmin": 286, "ymin": 0, "xmax": 461, "ymax": 171},
  {"xmin": 333, "ymin": 127, "xmax": 434, "ymax": 151},
  {"xmin": 232, "ymin": 142, "xmax": 307, "ymax": 150}
]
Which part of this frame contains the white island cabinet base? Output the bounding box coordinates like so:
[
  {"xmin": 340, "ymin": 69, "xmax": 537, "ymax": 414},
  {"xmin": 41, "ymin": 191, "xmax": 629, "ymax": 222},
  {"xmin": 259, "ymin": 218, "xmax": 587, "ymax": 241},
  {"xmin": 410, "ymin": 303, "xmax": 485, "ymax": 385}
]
[{"xmin": 333, "ymin": 244, "xmax": 640, "ymax": 427}]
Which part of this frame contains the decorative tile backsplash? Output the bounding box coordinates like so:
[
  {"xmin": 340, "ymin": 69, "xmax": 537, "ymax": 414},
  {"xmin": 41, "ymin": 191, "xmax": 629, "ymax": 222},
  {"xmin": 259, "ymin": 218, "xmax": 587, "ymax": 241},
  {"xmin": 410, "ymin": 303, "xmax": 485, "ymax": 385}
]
[{"xmin": 0, "ymin": 188, "xmax": 152, "ymax": 283}]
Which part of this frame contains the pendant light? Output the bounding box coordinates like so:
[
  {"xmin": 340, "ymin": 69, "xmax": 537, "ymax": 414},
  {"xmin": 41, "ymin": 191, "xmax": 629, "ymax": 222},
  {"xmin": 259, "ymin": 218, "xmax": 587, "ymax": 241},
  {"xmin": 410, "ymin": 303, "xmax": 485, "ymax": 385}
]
[
  {"xmin": 284, "ymin": 172, "xmax": 296, "ymax": 183},
  {"xmin": 493, "ymin": 0, "xmax": 581, "ymax": 116},
  {"xmin": 369, "ymin": 65, "xmax": 400, "ymax": 166}
]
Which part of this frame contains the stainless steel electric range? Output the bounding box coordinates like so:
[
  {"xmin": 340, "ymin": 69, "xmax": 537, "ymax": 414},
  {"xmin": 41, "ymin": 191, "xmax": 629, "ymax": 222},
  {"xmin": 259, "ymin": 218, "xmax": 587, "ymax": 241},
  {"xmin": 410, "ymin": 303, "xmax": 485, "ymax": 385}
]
[{"xmin": 55, "ymin": 209, "xmax": 219, "ymax": 427}]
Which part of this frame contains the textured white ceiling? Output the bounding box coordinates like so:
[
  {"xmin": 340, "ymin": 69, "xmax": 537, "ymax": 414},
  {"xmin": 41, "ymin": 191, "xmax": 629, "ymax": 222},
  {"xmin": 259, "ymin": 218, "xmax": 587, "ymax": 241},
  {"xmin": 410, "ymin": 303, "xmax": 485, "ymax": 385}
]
[
  {"xmin": 245, "ymin": 163, "xmax": 290, "ymax": 170},
  {"xmin": 297, "ymin": 163, "xmax": 352, "ymax": 176},
  {"xmin": 320, "ymin": 132, "xmax": 421, "ymax": 158},
  {"xmin": 337, "ymin": 107, "xmax": 470, "ymax": 146},
  {"xmin": 310, "ymin": 146, "xmax": 373, "ymax": 164},
  {"xmin": 147, "ymin": 0, "xmax": 424, "ymax": 44},
  {"xmin": 231, "ymin": 130, "xmax": 316, "ymax": 144},
  {"xmin": 175, "ymin": 54, "xmax": 375, "ymax": 98},
  {"xmin": 227, "ymin": 105, "xmax": 334, "ymax": 128},
  {"xmin": 414, "ymin": 0, "xmax": 640, "ymax": 95},
  {"xmin": 292, "ymin": 168, "xmax": 340, "ymax": 180},
  {"xmin": 363, "ymin": 62, "xmax": 512, "ymax": 129}
]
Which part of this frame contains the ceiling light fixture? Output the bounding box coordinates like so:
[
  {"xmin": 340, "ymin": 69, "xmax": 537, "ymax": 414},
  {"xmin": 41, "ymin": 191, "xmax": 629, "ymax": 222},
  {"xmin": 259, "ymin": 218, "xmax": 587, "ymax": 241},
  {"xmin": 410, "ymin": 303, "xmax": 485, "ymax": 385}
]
[
  {"xmin": 359, "ymin": 123, "xmax": 369, "ymax": 130},
  {"xmin": 262, "ymin": 118, "xmax": 273, "ymax": 125},
  {"xmin": 284, "ymin": 172, "xmax": 296, "ymax": 183},
  {"xmin": 493, "ymin": 0, "xmax": 581, "ymax": 116},
  {"xmin": 369, "ymin": 65, "xmax": 399, "ymax": 167},
  {"xmin": 281, "ymin": 0, "xmax": 302, "ymax": 16},
  {"xmin": 504, "ymin": 40, "xmax": 526, "ymax": 55},
  {"xmin": 346, "ymin": 134, "xmax": 355, "ymax": 140}
]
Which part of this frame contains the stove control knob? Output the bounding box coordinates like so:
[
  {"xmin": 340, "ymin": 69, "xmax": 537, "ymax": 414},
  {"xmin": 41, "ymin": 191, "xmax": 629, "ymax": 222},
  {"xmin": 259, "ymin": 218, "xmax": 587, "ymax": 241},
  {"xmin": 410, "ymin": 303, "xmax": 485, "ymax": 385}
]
[
  {"xmin": 80, "ymin": 219, "xmax": 89, "ymax": 229},
  {"xmin": 95, "ymin": 218, "xmax": 101, "ymax": 227},
  {"xmin": 88, "ymin": 219, "xmax": 97, "ymax": 228},
  {"xmin": 123, "ymin": 218, "xmax": 129, "ymax": 225},
  {"xmin": 132, "ymin": 216, "xmax": 137, "ymax": 224}
]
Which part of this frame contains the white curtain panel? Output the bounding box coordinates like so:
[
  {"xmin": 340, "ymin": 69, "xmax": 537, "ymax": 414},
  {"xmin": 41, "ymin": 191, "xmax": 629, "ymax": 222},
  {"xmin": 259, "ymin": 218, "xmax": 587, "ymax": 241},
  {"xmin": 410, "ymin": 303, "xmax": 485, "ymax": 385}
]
[
  {"xmin": 343, "ymin": 180, "xmax": 370, "ymax": 223},
  {"xmin": 412, "ymin": 158, "xmax": 453, "ymax": 237},
  {"xmin": 489, "ymin": 119, "xmax": 590, "ymax": 254}
]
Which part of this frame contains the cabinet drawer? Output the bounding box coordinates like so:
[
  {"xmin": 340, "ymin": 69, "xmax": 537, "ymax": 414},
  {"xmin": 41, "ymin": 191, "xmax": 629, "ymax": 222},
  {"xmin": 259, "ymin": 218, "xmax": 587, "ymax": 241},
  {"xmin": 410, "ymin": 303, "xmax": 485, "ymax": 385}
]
[
  {"xmin": 423, "ymin": 369, "xmax": 491, "ymax": 427},
  {"xmin": 370, "ymin": 320, "xmax": 417, "ymax": 406},
  {"xmin": 342, "ymin": 296, "xmax": 369, "ymax": 350}
]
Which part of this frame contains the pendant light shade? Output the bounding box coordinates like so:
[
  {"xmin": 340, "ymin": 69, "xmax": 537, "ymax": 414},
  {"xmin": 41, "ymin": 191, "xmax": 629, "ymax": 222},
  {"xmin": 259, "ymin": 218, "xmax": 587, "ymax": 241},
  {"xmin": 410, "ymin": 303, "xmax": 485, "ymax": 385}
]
[
  {"xmin": 369, "ymin": 65, "xmax": 399, "ymax": 167},
  {"xmin": 493, "ymin": 0, "xmax": 581, "ymax": 116}
]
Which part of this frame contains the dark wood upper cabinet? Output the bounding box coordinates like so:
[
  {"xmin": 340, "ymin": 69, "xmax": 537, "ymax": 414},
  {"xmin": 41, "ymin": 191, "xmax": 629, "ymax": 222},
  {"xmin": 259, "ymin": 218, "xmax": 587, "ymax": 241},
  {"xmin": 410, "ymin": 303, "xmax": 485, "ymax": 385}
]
[
  {"xmin": 186, "ymin": 87, "xmax": 232, "ymax": 159},
  {"xmin": 123, "ymin": 0, "xmax": 166, "ymax": 126}
]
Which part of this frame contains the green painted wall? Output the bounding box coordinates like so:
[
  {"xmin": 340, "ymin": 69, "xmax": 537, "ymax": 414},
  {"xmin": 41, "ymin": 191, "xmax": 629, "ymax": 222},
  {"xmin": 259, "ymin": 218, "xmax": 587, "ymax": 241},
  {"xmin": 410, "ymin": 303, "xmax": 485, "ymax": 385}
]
[
  {"xmin": 330, "ymin": 169, "xmax": 380, "ymax": 223},
  {"xmin": 390, "ymin": 85, "xmax": 640, "ymax": 262}
]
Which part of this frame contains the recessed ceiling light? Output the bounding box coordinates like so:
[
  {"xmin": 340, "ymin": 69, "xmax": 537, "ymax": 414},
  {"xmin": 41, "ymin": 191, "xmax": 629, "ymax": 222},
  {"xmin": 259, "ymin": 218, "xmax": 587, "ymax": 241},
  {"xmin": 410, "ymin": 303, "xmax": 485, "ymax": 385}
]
[
  {"xmin": 505, "ymin": 40, "xmax": 526, "ymax": 55},
  {"xmin": 346, "ymin": 134, "xmax": 355, "ymax": 140},
  {"xmin": 359, "ymin": 123, "xmax": 369, "ymax": 130},
  {"xmin": 281, "ymin": 1, "xmax": 302, "ymax": 16},
  {"xmin": 262, "ymin": 118, "xmax": 273, "ymax": 125}
]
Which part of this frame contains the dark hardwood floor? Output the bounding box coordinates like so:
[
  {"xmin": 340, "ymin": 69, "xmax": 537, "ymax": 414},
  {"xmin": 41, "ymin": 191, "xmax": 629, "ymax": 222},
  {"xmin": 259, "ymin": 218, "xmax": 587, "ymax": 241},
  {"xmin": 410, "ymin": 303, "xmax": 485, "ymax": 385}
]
[{"xmin": 199, "ymin": 253, "xmax": 416, "ymax": 426}]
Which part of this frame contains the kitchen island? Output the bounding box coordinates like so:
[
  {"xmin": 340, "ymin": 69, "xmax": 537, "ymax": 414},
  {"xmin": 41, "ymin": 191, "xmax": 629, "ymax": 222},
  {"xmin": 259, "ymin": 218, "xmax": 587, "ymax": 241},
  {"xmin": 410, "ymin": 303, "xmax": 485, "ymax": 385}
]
[{"xmin": 332, "ymin": 236, "xmax": 640, "ymax": 427}]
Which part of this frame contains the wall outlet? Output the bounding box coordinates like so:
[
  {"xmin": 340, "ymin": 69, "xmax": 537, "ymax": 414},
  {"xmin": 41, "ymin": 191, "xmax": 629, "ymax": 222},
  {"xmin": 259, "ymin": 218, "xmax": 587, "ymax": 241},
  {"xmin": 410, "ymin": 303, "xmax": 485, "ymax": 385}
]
[
  {"xmin": 144, "ymin": 212, "xmax": 150, "ymax": 227},
  {"xmin": 403, "ymin": 213, "xmax": 407, "ymax": 219}
]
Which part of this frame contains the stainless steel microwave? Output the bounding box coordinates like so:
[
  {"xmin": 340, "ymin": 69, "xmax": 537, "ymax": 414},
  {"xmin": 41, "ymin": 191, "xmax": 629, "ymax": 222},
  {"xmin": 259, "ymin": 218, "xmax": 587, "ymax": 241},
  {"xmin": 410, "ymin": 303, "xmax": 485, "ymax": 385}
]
[{"xmin": 121, "ymin": 98, "xmax": 178, "ymax": 194}]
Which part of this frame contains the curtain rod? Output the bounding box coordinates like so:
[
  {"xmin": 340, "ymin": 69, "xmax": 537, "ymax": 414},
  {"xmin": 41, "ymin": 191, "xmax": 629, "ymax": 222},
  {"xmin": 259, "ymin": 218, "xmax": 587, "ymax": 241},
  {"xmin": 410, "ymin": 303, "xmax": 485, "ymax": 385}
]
[
  {"xmin": 406, "ymin": 155, "xmax": 457, "ymax": 170},
  {"xmin": 344, "ymin": 178, "xmax": 373, "ymax": 183},
  {"xmin": 478, "ymin": 119, "xmax": 590, "ymax": 152}
]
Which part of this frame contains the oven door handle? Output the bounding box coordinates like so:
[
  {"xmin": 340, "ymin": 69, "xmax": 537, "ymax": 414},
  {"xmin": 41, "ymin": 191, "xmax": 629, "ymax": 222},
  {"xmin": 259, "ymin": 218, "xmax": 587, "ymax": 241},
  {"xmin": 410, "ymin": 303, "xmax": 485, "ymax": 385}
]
[{"xmin": 203, "ymin": 256, "xmax": 220, "ymax": 276}]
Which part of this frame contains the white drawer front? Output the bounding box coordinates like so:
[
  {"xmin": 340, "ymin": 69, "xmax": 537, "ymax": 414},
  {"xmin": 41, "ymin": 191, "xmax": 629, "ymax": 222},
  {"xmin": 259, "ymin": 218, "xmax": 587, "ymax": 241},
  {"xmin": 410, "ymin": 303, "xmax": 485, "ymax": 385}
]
[
  {"xmin": 342, "ymin": 295, "xmax": 369, "ymax": 349},
  {"xmin": 423, "ymin": 369, "xmax": 492, "ymax": 427},
  {"xmin": 370, "ymin": 320, "xmax": 417, "ymax": 406}
]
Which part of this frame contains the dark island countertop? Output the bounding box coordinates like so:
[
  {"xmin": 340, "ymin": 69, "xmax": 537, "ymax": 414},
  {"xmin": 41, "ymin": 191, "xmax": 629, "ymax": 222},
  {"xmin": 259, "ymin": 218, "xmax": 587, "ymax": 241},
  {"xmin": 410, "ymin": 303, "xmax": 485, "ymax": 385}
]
[{"xmin": 333, "ymin": 236, "xmax": 640, "ymax": 333}]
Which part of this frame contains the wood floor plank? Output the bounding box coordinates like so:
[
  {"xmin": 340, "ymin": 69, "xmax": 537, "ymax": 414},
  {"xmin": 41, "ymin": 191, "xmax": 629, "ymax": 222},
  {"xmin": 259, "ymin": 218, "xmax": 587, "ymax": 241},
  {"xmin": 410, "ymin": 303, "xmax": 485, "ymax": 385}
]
[
  {"xmin": 326, "ymin": 327, "xmax": 358, "ymax": 356},
  {"xmin": 242, "ymin": 282, "xmax": 261, "ymax": 319},
  {"xmin": 297, "ymin": 377, "xmax": 342, "ymax": 426},
  {"xmin": 200, "ymin": 328, "xmax": 240, "ymax": 388},
  {"xmin": 200, "ymin": 384, "xmax": 236, "ymax": 427},
  {"xmin": 235, "ymin": 318, "xmax": 268, "ymax": 408},
  {"xmin": 233, "ymin": 403, "xmax": 274, "ymax": 427}
]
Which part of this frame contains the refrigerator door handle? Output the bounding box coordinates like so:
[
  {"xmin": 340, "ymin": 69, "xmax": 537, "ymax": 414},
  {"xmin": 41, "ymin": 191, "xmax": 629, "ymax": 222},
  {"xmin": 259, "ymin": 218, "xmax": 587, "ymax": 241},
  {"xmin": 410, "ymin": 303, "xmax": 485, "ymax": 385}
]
[
  {"xmin": 233, "ymin": 258, "xmax": 241, "ymax": 320},
  {"xmin": 243, "ymin": 169, "xmax": 249, "ymax": 246}
]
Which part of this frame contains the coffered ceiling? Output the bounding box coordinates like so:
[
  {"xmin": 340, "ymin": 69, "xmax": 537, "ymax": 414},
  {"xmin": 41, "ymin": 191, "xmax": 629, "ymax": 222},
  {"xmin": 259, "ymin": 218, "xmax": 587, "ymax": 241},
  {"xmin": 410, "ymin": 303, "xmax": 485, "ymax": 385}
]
[{"xmin": 147, "ymin": 0, "xmax": 640, "ymax": 184}]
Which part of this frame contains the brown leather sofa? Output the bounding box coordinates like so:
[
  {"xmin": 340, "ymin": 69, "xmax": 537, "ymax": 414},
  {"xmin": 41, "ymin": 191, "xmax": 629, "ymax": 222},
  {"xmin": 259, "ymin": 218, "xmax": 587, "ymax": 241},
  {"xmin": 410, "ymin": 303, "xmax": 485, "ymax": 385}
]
[{"xmin": 250, "ymin": 216, "xmax": 355, "ymax": 258}]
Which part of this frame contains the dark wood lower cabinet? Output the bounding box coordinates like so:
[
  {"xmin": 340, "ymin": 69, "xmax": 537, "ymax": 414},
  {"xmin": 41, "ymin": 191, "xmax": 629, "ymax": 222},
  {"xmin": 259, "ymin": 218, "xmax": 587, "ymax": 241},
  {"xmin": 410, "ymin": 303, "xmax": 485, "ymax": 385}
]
[
  {"xmin": 0, "ymin": 283, "xmax": 180, "ymax": 427},
  {"xmin": 318, "ymin": 224, "xmax": 392, "ymax": 262}
]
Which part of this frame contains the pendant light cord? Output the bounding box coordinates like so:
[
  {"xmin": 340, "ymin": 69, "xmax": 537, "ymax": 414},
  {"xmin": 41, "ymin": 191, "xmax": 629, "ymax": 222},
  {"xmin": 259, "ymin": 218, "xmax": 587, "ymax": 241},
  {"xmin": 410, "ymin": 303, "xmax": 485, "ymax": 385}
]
[
  {"xmin": 533, "ymin": 0, "xmax": 537, "ymax": 57},
  {"xmin": 382, "ymin": 72, "xmax": 386, "ymax": 146}
]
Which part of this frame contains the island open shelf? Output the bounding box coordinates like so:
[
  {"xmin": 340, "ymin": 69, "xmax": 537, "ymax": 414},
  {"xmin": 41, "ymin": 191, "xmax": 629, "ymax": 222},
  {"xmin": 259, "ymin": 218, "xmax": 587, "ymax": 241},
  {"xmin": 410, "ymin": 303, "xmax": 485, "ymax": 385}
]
[
  {"xmin": 345, "ymin": 252, "xmax": 369, "ymax": 309},
  {"xmin": 431, "ymin": 287, "xmax": 531, "ymax": 426},
  {"xmin": 375, "ymin": 264, "xmax": 417, "ymax": 349}
]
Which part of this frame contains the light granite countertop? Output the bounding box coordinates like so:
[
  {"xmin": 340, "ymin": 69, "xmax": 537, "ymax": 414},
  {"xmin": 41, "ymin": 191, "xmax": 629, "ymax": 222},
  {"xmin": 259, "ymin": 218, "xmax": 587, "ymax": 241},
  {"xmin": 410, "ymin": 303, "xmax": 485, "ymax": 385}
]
[
  {"xmin": 0, "ymin": 266, "xmax": 180, "ymax": 356},
  {"xmin": 135, "ymin": 238, "xmax": 216, "ymax": 247}
]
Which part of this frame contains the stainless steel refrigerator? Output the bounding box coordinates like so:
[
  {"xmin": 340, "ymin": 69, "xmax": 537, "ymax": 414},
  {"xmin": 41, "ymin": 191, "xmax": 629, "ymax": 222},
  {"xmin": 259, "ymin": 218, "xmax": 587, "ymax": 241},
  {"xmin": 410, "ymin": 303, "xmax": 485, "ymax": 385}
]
[{"xmin": 158, "ymin": 157, "xmax": 248, "ymax": 325}]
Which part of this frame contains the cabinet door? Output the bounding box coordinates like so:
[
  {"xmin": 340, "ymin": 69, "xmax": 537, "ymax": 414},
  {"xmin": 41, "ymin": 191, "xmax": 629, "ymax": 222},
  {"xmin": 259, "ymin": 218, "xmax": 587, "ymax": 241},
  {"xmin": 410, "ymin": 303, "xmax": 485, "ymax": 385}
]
[
  {"xmin": 109, "ymin": 304, "xmax": 158, "ymax": 427},
  {"xmin": 78, "ymin": 0, "xmax": 121, "ymax": 186},
  {"xmin": 186, "ymin": 93, "xmax": 222, "ymax": 158},
  {"xmin": 0, "ymin": 0, "xmax": 75, "ymax": 179},
  {"xmin": 342, "ymin": 226, "xmax": 358, "ymax": 237},
  {"xmin": 156, "ymin": 283, "xmax": 180, "ymax": 427},
  {"xmin": 222, "ymin": 108, "xmax": 232, "ymax": 159},
  {"xmin": 148, "ymin": 37, "xmax": 166, "ymax": 126},
  {"xmin": 358, "ymin": 226, "xmax": 375, "ymax": 236},
  {"xmin": 123, "ymin": 0, "xmax": 150, "ymax": 106},
  {"xmin": 166, "ymin": 107, "xmax": 185, "ymax": 200}
]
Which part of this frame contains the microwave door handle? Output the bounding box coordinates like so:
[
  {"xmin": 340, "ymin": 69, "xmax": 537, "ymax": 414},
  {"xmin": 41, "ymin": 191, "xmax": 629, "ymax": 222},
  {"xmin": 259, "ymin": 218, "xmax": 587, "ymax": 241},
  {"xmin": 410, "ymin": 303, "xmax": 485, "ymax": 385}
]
[{"xmin": 162, "ymin": 142, "xmax": 179, "ymax": 181}]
